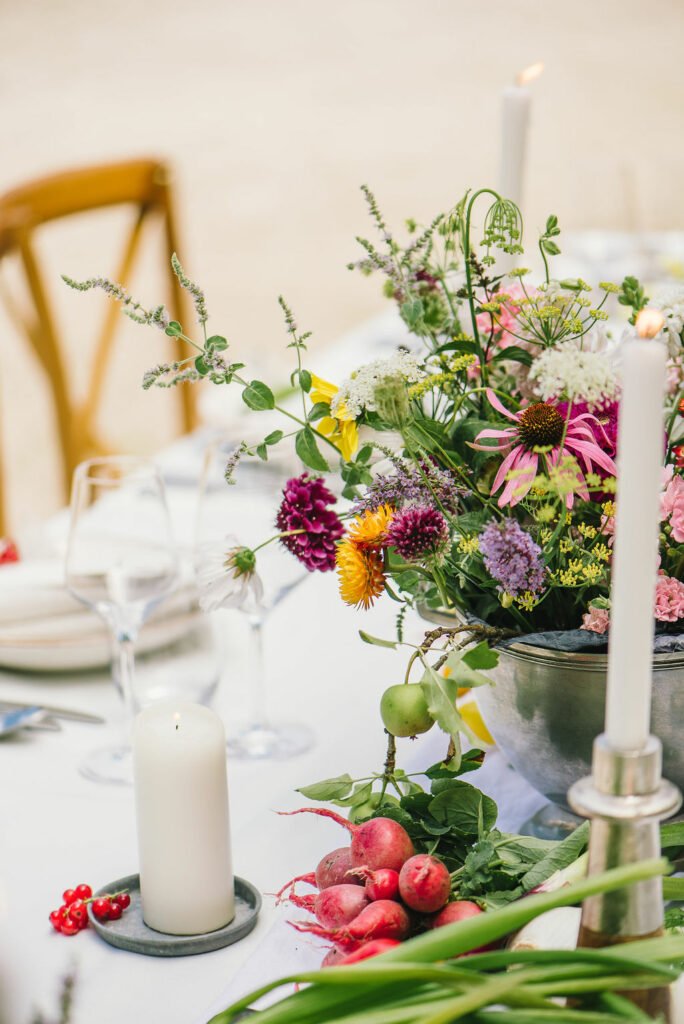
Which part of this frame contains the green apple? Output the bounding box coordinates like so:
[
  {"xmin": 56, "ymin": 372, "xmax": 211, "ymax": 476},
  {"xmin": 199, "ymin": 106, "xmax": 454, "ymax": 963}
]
[{"xmin": 380, "ymin": 683, "xmax": 434, "ymax": 738}]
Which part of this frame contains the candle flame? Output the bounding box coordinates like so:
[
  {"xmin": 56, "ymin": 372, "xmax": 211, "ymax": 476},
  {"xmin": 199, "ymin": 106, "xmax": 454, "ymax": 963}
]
[
  {"xmin": 173, "ymin": 711, "xmax": 181, "ymax": 731},
  {"xmin": 636, "ymin": 308, "xmax": 665, "ymax": 340},
  {"xmin": 516, "ymin": 62, "xmax": 544, "ymax": 86}
]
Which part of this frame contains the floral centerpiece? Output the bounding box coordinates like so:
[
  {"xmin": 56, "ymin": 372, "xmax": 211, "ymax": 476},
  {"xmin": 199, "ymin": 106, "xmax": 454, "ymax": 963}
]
[{"xmin": 64, "ymin": 188, "xmax": 684, "ymax": 735}]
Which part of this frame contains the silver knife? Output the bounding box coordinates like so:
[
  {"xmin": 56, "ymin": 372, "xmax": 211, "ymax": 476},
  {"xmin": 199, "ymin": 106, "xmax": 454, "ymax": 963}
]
[{"xmin": 0, "ymin": 700, "xmax": 104, "ymax": 724}]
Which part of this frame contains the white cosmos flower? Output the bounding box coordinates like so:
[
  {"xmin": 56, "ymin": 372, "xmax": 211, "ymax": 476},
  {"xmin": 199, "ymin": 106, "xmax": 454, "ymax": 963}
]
[
  {"xmin": 195, "ymin": 537, "xmax": 264, "ymax": 613},
  {"xmin": 529, "ymin": 340, "xmax": 619, "ymax": 409},
  {"xmin": 651, "ymin": 285, "xmax": 684, "ymax": 356}
]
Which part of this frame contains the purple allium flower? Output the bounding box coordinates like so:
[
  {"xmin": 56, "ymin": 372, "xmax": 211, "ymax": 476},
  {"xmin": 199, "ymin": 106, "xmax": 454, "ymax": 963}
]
[
  {"xmin": 479, "ymin": 519, "xmax": 546, "ymax": 597},
  {"xmin": 354, "ymin": 462, "xmax": 465, "ymax": 515},
  {"xmin": 385, "ymin": 505, "xmax": 449, "ymax": 562},
  {"xmin": 276, "ymin": 474, "xmax": 344, "ymax": 573}
]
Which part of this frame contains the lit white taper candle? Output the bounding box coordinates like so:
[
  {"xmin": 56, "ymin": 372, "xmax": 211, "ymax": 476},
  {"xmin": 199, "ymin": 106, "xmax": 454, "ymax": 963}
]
[
  {"xmin": 499, "ymin": 62, "xmax": 544, "ymax": 209},
  {"xmin": 605, "ymin": 310, "xmax": 667, "ymax": 751},
  {"xmin": 133, "ymin": 701, "xmax": 234, "ymax": 935}
]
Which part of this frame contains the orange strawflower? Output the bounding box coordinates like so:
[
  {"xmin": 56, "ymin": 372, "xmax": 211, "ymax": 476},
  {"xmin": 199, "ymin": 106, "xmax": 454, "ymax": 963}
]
[{"xmin": 336, "ymin": 539, "xmax": 386, "ymax": 609}]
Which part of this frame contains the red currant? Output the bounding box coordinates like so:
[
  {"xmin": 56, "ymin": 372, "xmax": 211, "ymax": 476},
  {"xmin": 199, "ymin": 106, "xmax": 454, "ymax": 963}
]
[
  {"xmin": 112, "ymin": 892, "xmax": 131, "ymax": 910},
  {"xmin": 75, "ymin": 883, "xmax": 92, "ymax": 901},
  {"xmin": 49, "ymin": 910, "xmax": 63, "ymax": 932},
  {"xmin": 69, "ymin": 900, "xmax": 88, "ymax": 927},
  {"xmin": 62, "ymin": 888, "xmax": 77, "ymax": 905},
  {"xmin": 92, "ymin": 897, "xmax": 111, "ymax": 920},
  {"xmin": 60, "ymin": 917, "xmax": 80, "ymax": 936},
  {"xmin": 108, "ymin": 901, "xmax": 123, "ymax": 921}
]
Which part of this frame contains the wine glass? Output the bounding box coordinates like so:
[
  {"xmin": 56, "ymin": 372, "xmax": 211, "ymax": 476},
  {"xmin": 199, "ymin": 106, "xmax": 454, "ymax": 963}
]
[
  {"xmin": 66, "ymin": 456, "xmax": 179, "ymax": 783},
  {"xmin": 195, "ymin": 438, "xmax": 314, "ymax": 759}
]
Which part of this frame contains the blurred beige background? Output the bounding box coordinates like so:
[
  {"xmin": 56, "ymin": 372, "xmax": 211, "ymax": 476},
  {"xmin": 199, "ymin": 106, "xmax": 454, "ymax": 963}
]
[{"xmin": 1, "ymin": 0, "xmax": 683, "ymax": 531}]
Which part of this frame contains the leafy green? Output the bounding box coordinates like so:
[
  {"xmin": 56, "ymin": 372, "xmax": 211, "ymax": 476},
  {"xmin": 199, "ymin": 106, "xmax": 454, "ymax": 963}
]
[
  {"xmin": 295, "ymin": 426, "xmax": 329, "ymax": 471},
  {"xmin": 242, "ymin": 380, "xmax": 275, "ymax": 411}
]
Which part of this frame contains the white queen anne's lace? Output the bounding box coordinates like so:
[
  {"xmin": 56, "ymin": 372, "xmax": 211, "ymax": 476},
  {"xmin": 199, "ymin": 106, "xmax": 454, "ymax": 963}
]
[
  {"xmin": 652, "ymin": 285, "xmax": 684, "ymax": 356},
  {"xmin": 331, "ymin": 352, "xmax": 422, "ymax": 418},
  {"xmin": 529, "ymin": 341, "xmax": 618, "ymax": 409}
]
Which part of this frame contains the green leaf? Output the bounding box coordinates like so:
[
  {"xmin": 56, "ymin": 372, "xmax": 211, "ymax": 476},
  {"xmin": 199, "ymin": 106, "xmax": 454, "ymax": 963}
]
[
  {"xmin": 296, "ymin": 773, "xmax": 354, "ymax": 801},
  {"xmin": 194, "ymin": 355, "xmax": 209, "ymax": 375},
  {"xmin": 400, "ymin": 298, "xmax": 424, "ymax": 328},
  {"xmin": 299, "ymin": 369, "xmax": 312, "ymax": 392},
  {"xmin": 491, "ymin": 346, "xmax": 534, "ymax": 367},
  {"xmin": 429, "ymin": 778, "xmax": 498, "ymax": 836},
  {"xmin": 420, "ymin": 664, "xmax": 479, "ymax": 754},
  {"xmin": 542, "ymin": 240, "xmax": 561, "ymax": 256},
  {"xmin": 295, "ymin": 427, "xmax": 329, "ymax": 472},
  {"xmin": 519, "ymin": 820, "xmax": 590, "ymax": 893},
  {"xmin": 242, "ymin": 380, "xmax": 275, "ymax": 411},
  {"xmin": 264, "ymin": 430, "xmax": 284, "ymax": 446},
  {"xmin": 545, "ymin": 214, "xmax": 558, "ymax": 233},
  {"xmin": 206, "ymin": 335, "xmax": 228, "ymax": 350},
  {"xmin": 308, "ymin": 402, "xmax": 330, "ymax": 423},
  {"xmin": 256, "ymin": 444, "xmax": 268, "ymax": 461},
  {"xmin": 331, "ymin": 781, "xmax": 374, "ymax": 808},
  {"xmin": 164, "ymin": 320, "xmax": 182, "ymax": 337},
  {"xmin": 444, "ymin": 649, "xmax": 493, "ymax": 688},
  {"xmin": 359, "ymin": 629, "xmax": 398, "ymax": 650},
  {"xmin": 356, "ymin": 445, "xmax": 374, "ymax": 464},
  {"xmin": 463, "ymin": 641, "xmax": 499, "ymax": 671}
]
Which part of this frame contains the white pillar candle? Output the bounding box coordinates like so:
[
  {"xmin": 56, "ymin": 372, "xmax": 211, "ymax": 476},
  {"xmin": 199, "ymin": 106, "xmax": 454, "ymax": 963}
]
[
  {"xmin": 499, "ymin": 63, "xmax": 544, "ymax": 209},
  {"xmin": 605, "ymin": 311, "xmax": 667, "ymax": 751},
  {"xmin": 133, "ymin": 701, "xmax": 234, "ymax": 935}
]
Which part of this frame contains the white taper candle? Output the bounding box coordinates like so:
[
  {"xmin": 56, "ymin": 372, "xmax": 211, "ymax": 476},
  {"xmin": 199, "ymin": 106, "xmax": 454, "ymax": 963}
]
[
  {"xmin": 605, "ymin": 311, "xmax": 667, "ymax": 751},
  {"xmin": 499, "ymin": 63, "xmax": 543, "ymax": 209}
]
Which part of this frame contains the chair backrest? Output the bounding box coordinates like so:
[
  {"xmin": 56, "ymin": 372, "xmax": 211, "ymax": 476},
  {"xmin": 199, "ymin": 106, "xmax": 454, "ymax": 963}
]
[{"xmin": 0, "ymin": 157, "xmax": 197, "ymax": 534}]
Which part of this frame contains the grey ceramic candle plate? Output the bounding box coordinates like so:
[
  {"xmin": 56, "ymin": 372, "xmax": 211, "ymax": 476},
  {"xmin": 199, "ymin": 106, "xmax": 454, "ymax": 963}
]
[{"xmin": 88, "ymin": 874, "xmax": 261, "ymax": 957}]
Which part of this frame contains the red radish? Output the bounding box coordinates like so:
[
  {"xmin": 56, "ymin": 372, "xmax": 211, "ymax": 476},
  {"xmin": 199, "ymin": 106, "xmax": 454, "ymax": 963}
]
[
  {"xmin": 314, "ymin": 885, "xmax": 369, "ymax": 930},
  {"xmin": 280, "ymin": 808, "xmax": 414, "ymax": 873},
  {"xmin": 274, "ymin": 847, "xmax": 360, "ymax": 906},
  {"xmin": 398, "ymin": 854, "xmax": 451, "ymax": 913},
  {"xmin": 351, "ymin": 867, "xmax": 400, "ymax": 901},
  {"xmin": 338, "ymin": 939, "xmax": 401, "ymax": 964},
  {"xmin": 290, "ymin": 899, "xmax": 410, "ymax": 949},
  {"xmin": 321, "ymin": 947, "xmax": 346, "ymax": 967},
  {"xmin": 274, "ymin": 872, "xmax": 316, "ymax": 904},
  {"xmin": 282, "ymin": 891, "xmax": 317, "ymax": 913},
  {"xmin": 315, "ymin": 847, "xmax": 360, "ymax": 890},
  {"xmin": 430, "ymin": 900, "xmax": 483, "ymax": 928}
]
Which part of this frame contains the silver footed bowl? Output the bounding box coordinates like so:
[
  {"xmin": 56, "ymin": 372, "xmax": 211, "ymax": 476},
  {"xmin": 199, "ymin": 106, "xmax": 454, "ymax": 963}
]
[{"xmin": 417, "ymin": 605, "xmax": 684, "ymax": 810}]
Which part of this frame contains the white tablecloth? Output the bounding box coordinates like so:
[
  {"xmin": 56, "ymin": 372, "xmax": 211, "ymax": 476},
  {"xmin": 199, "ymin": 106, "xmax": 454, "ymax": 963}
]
[{"xmin": 1, "ymin": 315, "xmax": 548, "ymax": 1024}]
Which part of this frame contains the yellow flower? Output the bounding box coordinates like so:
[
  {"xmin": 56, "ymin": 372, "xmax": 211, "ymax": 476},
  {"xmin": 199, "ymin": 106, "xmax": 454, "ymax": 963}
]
[
  {"xmin": 458, "ymin": 534, "xmax": 479, "ymax": 555},
  {"xmin": 336, "ymin": 539, "xmax": 385, "ymax": 609},
  {"xmin": 310, "ymin": 373, "xmax": 359, "ymax": 461},
  {"xmin": 347, "ymin": 505, "xmax": 394, "ymax": 548},
  {"xmin": 516, "ymin": 591, "xmax": 537, "ymax": 612},
  {"xmin": 593, "ymin": 542, "xmax": 611, "ymax": 563},
  {"xmin": 578, "ymin": 523, "xmax": 597, "ymax": 539},
  {"xmin": 602, "ymin": 500, "xmax": 616, "ymax": 518},
  {"xmin": 581, "ymin": 562, "xmax": 603, "ymax": 583}
]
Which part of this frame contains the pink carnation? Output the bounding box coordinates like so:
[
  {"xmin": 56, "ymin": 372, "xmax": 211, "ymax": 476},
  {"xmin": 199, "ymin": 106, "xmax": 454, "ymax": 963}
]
[
  {"xmin": 654, "ymin": 572, "xmax": 684, "ymax": 623},
  {"xmin": 661, "ymin": 471, "xmax": 684, "ymax": 543},
  {"xmin": 580, "ymin": 605, "xmax": 610, "ymax": 634}
]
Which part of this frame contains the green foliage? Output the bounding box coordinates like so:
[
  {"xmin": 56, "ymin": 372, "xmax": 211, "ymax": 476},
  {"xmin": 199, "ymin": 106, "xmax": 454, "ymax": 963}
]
[
  {"xmin": 295, "ymin": 426, "xmax": 329, "ymax": 471},
  {"xmin": 618, "ymin": 275, "xmax": 649, "ymax": 324},
  {"xmin": 241, "ymin": 380, "xmax": 275, "ymax": 411}
]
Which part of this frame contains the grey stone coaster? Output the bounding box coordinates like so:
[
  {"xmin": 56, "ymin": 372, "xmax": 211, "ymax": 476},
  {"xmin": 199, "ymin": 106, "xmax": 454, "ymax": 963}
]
[{"xmin": 88, "ymin": 874, "xmax": 261, "ymax": 957}]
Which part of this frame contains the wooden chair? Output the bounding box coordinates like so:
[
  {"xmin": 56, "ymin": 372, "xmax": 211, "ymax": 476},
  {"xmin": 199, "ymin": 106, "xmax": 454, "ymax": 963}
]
[{"xmin": 0, "ymin": 157, "xmax": 198, "ymax": 534}]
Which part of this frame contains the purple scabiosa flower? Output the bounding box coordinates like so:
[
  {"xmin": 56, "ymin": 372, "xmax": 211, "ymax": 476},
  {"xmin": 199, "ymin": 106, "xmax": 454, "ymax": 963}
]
[
  {"xmin": 276, "ymin": 474, "xmax": 344, "ymax": 572},
  {"xmin": 479, "ymin": 519, "xmax": 546, "ymax": 597},
  {"xmin": 385, "ymin": 505, "xmax": 449, "ymax": 563}
]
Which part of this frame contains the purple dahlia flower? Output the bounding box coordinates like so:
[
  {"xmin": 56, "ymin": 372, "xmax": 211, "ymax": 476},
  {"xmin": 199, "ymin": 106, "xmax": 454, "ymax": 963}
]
[
  {"xmin": 479, "ymin": 518, "xmax": 546, "ymax": 597},
  {"xmin": 276, "ymin": 474, "xmax": 344, "ymax": 572},
  {"xmin": 385, "ymin": 505, "xmax": 449, "ymax": 562}
]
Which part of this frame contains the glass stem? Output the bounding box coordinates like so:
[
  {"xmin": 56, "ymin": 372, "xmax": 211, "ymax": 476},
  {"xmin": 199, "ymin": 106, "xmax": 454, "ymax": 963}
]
[
  {"xmin": 247, "ymin": 615, "xmax": 270, "ymax": 730},
  {"xmin": 113, "ymin": 630, "xmax": 137, "ymax": 738}
]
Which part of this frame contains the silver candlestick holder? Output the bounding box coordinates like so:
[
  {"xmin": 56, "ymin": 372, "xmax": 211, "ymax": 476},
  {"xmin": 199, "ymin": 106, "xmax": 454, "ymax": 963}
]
[{"xmin": 568, "ymin": 733, "xmax": 682, "ymax": 1017}]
